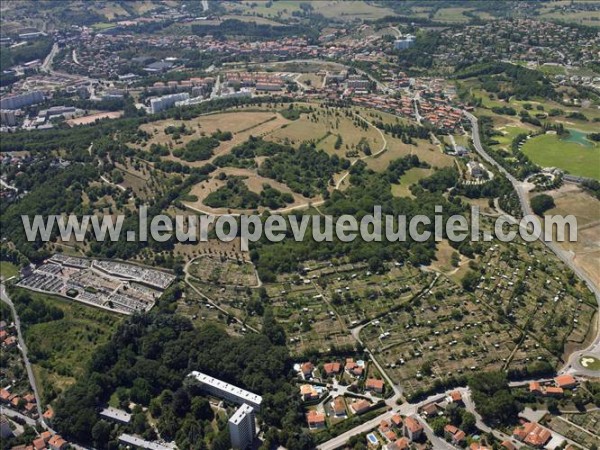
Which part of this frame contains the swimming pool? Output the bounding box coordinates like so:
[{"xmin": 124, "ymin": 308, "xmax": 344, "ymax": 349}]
[{"xmin": 366, "ymin": 433, "xmax": 379, "ymax": 445}]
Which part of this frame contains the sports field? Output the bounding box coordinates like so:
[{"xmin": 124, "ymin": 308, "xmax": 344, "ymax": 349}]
[{"xmin": 521, "ymin": 133, "xmax": 600, "ymax": 180}]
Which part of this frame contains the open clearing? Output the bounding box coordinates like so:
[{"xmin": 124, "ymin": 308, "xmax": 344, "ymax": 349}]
[
  {"xmin": 17, "ymin": 289, "xmax": 121, "ymax": 402},
  {"xmin": 230, "ymin": 0, "xmax": 395, "ymax": 21},
  {"xmin": 546, "ymin": 185, "xmax": 600, "ymax": 289},
  {"xmin": 67, "ymin": 111, "xmax": 123, "ymax": 126},
  {"xmin": 521, "ymin": 133, "xmax": 600, "ymax": 180},
  {"xmin": 266, "ymin": 106, "xmax": 382, "ymax": 160},
  {"xmin": 0, "ymin": 261, "xmax": 19, "ymax": 280},
  {"xmin": 391, "ymin": 167, "xmax": 433, "ymax": 198},
  {"xmin": 184, "ymin": 167, "xmax": 316, "ymax": 214},
  {"xmin": 367, "ymin": 135, "xmax": 453, "ymax": 172}
]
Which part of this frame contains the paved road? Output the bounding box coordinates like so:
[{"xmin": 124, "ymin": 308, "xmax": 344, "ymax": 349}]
[
  {"xmin": 0, "ymin": 406, "xmax": 38, "ymax": 427},
  {"xmin": 462, "ymin": 389, "xmax": 523, "ymax": 448},
  {"xmin": 41, "ymin": 42, "xmax": 59, "ymax": 73},
  {"xmin": 317, "ymin": 389, "xmax": 462, "ymax": 450},
  {"xmin": 0, "ymin": 283, "xmax": 51, "ymax": 430},
  {"xmin": 318, "ymin": 111, "xmax": 600, "ymax": 450}
]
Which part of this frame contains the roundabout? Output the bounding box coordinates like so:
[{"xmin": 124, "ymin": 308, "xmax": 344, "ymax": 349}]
[{"xmin": 579, "ymin": 355, "xmax": 600, "ymax": 371}]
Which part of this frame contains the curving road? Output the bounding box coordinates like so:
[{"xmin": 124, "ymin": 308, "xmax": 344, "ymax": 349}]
[{"xmin": 464, "ymin": 111, "xmax": 600, "ymax": 374}]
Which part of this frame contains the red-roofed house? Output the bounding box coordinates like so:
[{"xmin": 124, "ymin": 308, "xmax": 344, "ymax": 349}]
[
  {"xmin": 366, "ymin": 378, "xmax": 384, "ymax": 393},
  {"xmin": 306, "ymin": 410, "xmax": 326, "ymax": 429},
  {"xmin": 331, "ymin": 396, "xmax": 346, "ymax": 417},
  {"xmin": 300, "ymin": 384, "xmax": 319, "ymax": 401},
  {"xmin": 43, "ymin": 406, "xmax": 54, "ymax": 421},
  {"xmin": 48, "ymin": 435, "xmax": 68, "ymax": 450},
  {"xmin": 32, "ymin": 437, "xmax": 46, "ymax": 450},
  {"xmin": 444, "ymin": 424, "xmax": 466, "ymax": 445},
  {"xmin": 0, "ymin": 388, "xmax": 10, "ymax": 403},
  {"xmin": 513, "ymin": 422, "xmax": 551, "ymax": 448},
  {"xmin": 470, "ymin": 444, "xmax": 491, "ymax": 450},
  {"xmin": 351, "ymin": 366, "xmax": 364, "ymax": 377},
  {"xmin": 403, "ymin": 416, "xmax": 423, "ymax": 441},
  {"xmin": 545, "ymin": 386, "xmax": 564, "ymax": 397},
  {"xmin": 350, "ymin": 399, "xmax": 371, "ymax": 415},
  {"xmin": 447, "ymin": 390, "xmax": 463, "ymax": 404},
  {"xmin": 379, "ymin": 419, "xmax": 390, "ymax": 433},
  {"xmin": 323, "ymin": 362, "xmax": 341, "ymax": 376},
  {"xmin": 384, "ymin": 430, "xmax": 398, "ymax": 442},
  {"xmin": 529, "ymin": 381, "xmax": 543, "ymax": 395},
  {"xmin": 420, "ymin": 402, "xmax": 439, "ymax": 417},
  {"xmin": 393, "ymin": 438, "xmax": 409, "ymax": 450},
  {"xmin": 554, "ymin": 374, "xmax": 577, "ymax": 389},
  {"xmin": 40, "ymin": 431, "xmax": 52, "ymax": 443},
  {"xmin": 301, "ymin": 362, "xmax": 314, "ymax": 378},
  {"xmin": 390, "ymin": 414, "xmax": 403, "ymax": 428}
]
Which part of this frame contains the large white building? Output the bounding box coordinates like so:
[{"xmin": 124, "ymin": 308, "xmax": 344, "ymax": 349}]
[
  {"xmin": 394, "ymin": 35, "xmax": 416, "ymax": 50},
  {"xmin": 229, "ymin": 403, "xmax": 256, "ymax": 450},
  {"xmin": 0, "ymin": 91, "xmax": 44, "ymax": 110},
  {"xmin": 188, "ymin": 371, "xmax": 262, "ymax": 411},
  {"xmin": 0, "ymin": 109, "xmax": 16, "ymax": 126},
  {"xmin": 149, "ymin": 92, "xmax": 189, "ymax": 114}
]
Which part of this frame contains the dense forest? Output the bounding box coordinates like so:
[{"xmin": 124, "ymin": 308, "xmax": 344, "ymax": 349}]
[
  {"xmin": 258, "ymin": 143, "xmax": 348, "ymax": 198},
  {"xmin": 251, "ymin": 155, "xmax": 470, "ymax": 281},
  {"xmin": 454, "ymin": 62, "xmax": 559, "ymax": 101},
  {"xmin": 204, "ymin": 177, "xmax": 294, "ymax": 210},
  {"xmin": 0, "ymin": 37, "xmax": 53, "ymax": 72},
  {"xmin": 191, "ymin": 19, "xmax": 318, "ymax": 40},
  {"xmin": 52, "ymin": 310, "xmax": 313, "ymax": 450}
]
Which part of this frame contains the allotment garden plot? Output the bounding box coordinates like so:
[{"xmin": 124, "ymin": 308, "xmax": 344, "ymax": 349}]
[
  {"xmin": 545, "ymin": 411, "xmax": 600, "ymax": 449},
  {"xmin": 188, "ymin": 255, "xmax": 258, "ymax": 286},
  {"xmin": 360, "ymin": 236, "xmax": 596, "ymax": 398},
  {"xmin": 361, "ymin": 276, "xmax": 525, "ymax": 397},
  {"xmin": 267, "ymin": 274, "xmax": 356, "ymax": 355},
  {"xmin": 312, "ymin": 261, "xmax": 433, "ymax": 326}
]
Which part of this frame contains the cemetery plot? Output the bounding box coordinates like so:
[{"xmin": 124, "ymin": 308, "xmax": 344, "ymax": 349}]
[{"xmin": 17, "ymin": 254, "xmax": 175, "ymax": 314}]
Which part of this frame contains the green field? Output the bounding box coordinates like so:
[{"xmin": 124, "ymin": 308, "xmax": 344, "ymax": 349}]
[
  {"xmin": 0, "ymin": 261, "xmax": 19, "ymax": 280},
  {"xmin": 15, "ymin": 289, "xmax": 122, "ymax": 402},
  {"xmin": 521, "ymin": 133, "xmax": 600, "ymax": 180},
  {"xmin": 492, "ymin": 125, "xmax": 530, "ymax": 149},
  {"xmin": 580, "ymin": 356, "xmax": 600, "ymax": 371},
  {"xmin": 91, "ymin": 22, "xmax": 117, "ymax": 31},
  {"xmin": 391, "ymin": 167, "xmax": 433, "ymax": 198}
]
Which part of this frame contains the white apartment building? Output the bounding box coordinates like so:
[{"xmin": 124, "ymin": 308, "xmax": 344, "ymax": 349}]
[
  {"xmin": 0, "ymin": 91, "xmax": 44, "ymax": 110},
  {"xmin": 149, "ymin": 92, "xmax": 189, "ymax": 114},
  {"xmin": 229, "ymin": 403, "xmax": 256, "ymax": 450},
  {"xmin": 188, "ymin": 371, "xmax": 262, "ymax": 411}
]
